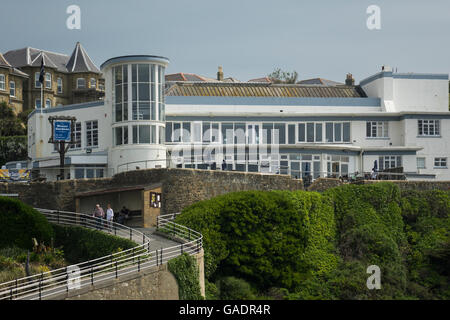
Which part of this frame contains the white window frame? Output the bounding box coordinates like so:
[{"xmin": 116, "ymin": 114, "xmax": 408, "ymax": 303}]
[
  {"xmin": 77, "ymin": 78, "xmax": 86, "ymax": 89},
  {"xmin": 70, "ymin": 122, "xmax": 82, "ymax": 149},
  {"xmin": 45, "ymin": 72, "xmax": 51, "ymax": 89},
  {"xmin": 90, "ymin": 78, "xmax": 96, "ymax": 88},
  {"xmin": 366, "ymin": 121, "xmax": 389, "ymax": 138},
  {"xmin": 35, "ymin": 72, "xmax": 41, "ymax": 88},
  {"xmin": 9, "ymin": 81, "xmax": 15, "ymax": 97},
  {"xmin": 379, "ymin": 155, "xmax": 402, "ymax": 170},
  {"xmin": 434, "ymin": 157, "xmax": 447, "ymax": 168},
  {"xmin": 416, "ymin": 157, "xmax": 426, "ymax": 169},
  {"xmin": 0, "ymin": 74, "xmax": 5, "ymax": 91},
  {"xmin": 418, "ymin": 120, "xmax": 440, "ymax": 137},
  {"xmin": 35, "ymin": 99, "xmax": 41, "ymax": 109},
  {"xmin": 86, "ymin": 120, "xmax": 98, "ymax": 148}
]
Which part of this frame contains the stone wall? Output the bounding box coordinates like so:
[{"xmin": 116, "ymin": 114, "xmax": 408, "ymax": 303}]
[
  {"xmin": 0, "ymin": 168, "xmax": 303, "ymax": 214},
  {"xmin": 307, "ymin": 178, "xmax": 344, "ymax": 192},
  {"xmin": 64, "ymin": 264, "xmax": 179, "ymax": 300}
]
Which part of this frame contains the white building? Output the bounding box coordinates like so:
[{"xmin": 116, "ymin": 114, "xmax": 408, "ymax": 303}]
[{"xmin": 26, "ymin": 56, "xmax": 450, "ymax": 181}]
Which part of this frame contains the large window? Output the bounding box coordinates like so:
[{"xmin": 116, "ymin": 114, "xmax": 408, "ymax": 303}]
[
  {"xmin": 90, "ymin": 78, "xmax": 96, "ymax": 88},
  {"xmin": 416, "ymin": 157, "xmax": 426, "ymax": 169},
  {"xmin": 298, "ymin": 122, "xmax": 324, "ymax": 143},
  {"xmin": 35, "ymin": 99, "xmax": 41, "ymax": 109},
  {"xmin": 114, "ymin": 126, "xmax": 128, "ymax": 146},
  {"xmin": 379, "ymin": 156, "xmax": 402, "ymax": 170},
  {"xmin": 0, "ymin": 74, "xmax": 5, "ymax": 90},
  {"xmin": 434, "ymin": 157, "xmax": 447, "ymax": 168},
  {"xmin": 418, "ymin": 120, "xmax": 440, "ymax": 136},
  {"xmin": 45, "ymin": 73, "xmax": 51, "ymax": 89},
  {"xmin": 113, "ymin": 65, "xmax": 128, "ymax": 122},
  {"xmin": 70, "ymin": 122, "xmax": 82, "ymax": 149},
  {"xmin": 158, "ymin": 65, "xmax": 165, "ymax": 121},
  {"xmin": 86, "ymin": 120, "xmax": 98, "ymax": 147},
  {"xmin": 35, "ymin": 73, "xmax": 41, "ymax": 88},
  {"xmin": 9, "ymin": 81, "xmax": 15, "ymax": 97},
  {"xmin": 132, "ymin": 125, "xmax": 157, "ymax": 144},
  {"xmin": 45, "ymin": 99, "xmax": 51, "ymax": 108},
  {"xmin": 325, "ymin": 122, "xmax": 351, "ymax": 143},
  {"xmin": 366, "ymin": 121, "xmax": 388, "ymax": 138},
  {"xmin": 57, "ymin": 77, "xmax": 63, "ymax": 93},
  {"xmin": 77, "ymin": 78, "xmax": 86, "ymax": 89},
  {"xmin": 166, "ymin": 122, "xmax": 191, "ymax": 143},
  {"xmin": 132, "ymin": 64, "xmax": 156, "ymax": 121}
]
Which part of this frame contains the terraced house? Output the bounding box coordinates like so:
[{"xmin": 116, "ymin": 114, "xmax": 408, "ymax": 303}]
[
  {"xmin": 23, "ymin": 54, "xmax": 450, "ymax": 181},
  {"xmin": 3, "ymin": 42, "xmax": 104, "ymax": 111},
  {"xmin": 0, "ymin": 53, "xmax": 28, "ymax": 113}
]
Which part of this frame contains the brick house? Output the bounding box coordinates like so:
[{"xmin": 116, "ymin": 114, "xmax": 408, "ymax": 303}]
[
  {"xmin": 0, "ymin": 52, "xmax": 28, "ymax": 114},
  {"xmin": 4, "ymin": 42, "xmax": 104, "ymax": 111}
]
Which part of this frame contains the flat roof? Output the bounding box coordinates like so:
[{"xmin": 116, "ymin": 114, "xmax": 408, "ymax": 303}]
[{"xmin": 100, "ymin": 55, "xmax": 170, "ymax": 70}]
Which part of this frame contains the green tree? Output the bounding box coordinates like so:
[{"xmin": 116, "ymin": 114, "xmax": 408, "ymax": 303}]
[
  {"xmin": 0, "ymin": 102, "xmax": 26, "ymax": 137},
  {"xmin": 268, "ymin": 68, "xmax": 298, "ymax": 84}
]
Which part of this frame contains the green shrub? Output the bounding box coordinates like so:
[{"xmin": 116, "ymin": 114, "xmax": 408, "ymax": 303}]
[
  {"xmin": 205, "ymin": 279, "xmax": 220, "ymax": 300},
  {"xmin": 52, "ymin": 224, "xmax": 137, "ymax": 263},
  {"xmin": 0, "ymin": 136, "xmax": 27, "ymax": 166},
  {"xmin": 167, "ymin": 253, "xmax": 203, "ymax": 300},
  {"xmin": 217, "ymin": 276, "xmax": 255, "ymax": 300},
  {"xmin": 0, "ymin": 197, "xmax": 54, "ymax": 250}
]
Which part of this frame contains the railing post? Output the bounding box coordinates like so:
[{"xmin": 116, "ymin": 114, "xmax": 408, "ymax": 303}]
[
  {"xmin": 66, "ymin": 267, "xmax": 69, "ymax": 292},
  {"xmin": 142, "ymin": 233, "xmax": 145, "ymax": 244},
  {"xmin": 181, "ymin": 243, "xmax": 183, "ymax": 254},
  {"xmin": 138, "ymin": 256, "xmax": 141, "ymax": 272},
  {"xmin": 160, "ymin": 247, "xmax": 163, "ymax": 265},
  {"xmin": 10, "ymin": 288, "xmax": 13, "ymax": 300},
  {"xmin": 91, "ymin": 267, "xmax": 94, "ymax": 285},
  {"xmin": 114, "ymin": 225, "xmax": 117, "ymax": 236},
  {"xmin": 57, "ymin": 211, "xmax": 60, "ymax": 224},
  {"xmin": 39, "ymin": 273, "xmax": 43, "ymax": 300},
  {"xmin": 189, "ymin": 229, "xmax": 191, "ymax": 241},
  {"xmin": 130, "ymin": 228, "xmax": 132, "ymax": 240},
  {"xmin": 115, "ymin": 261, "xmax": 118, "ymax": 278},
  {"xmin": 156, "ymin": 250, "xmax": 158, "ymax": 266}
]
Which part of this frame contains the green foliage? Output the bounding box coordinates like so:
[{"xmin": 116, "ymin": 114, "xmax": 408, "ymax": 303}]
[
  {"xmin": 52, "ymin": 224, "xmax": 137, "ymax": 263},
  {"xmin": 0, "ymin": 136, "xmax": 27, "ymax": 166},
  {"xmin": 205, "ymin": 279, "xmax": 220, "ymax": 300},
  {"xmin": 216, "ymin": 276, "xmax": 255, "ymax": 300},
  {"xmin": 176, "ymin": 190, "xmax": 337, "ymax": 291},
  {"xmin": 0, "ymin": 197, "xmax": 54, "ymax": 250},
  {"xmin": 267, "ymin": 68, "xmax": 298, "ymax": 84},
  {"xmin": 0, "ymin": 102, "xmax": 26, "ymax": 137},
  {"xmin": 167, "ymin": 253, "xmax": 203, "ymax": 300}
]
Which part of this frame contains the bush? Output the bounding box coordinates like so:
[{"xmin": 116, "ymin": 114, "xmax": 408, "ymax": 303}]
[
  {"xmin": 176, "ymin": 190, "xmax": 337, "ymax": 290},
  {"xmin": 167, "ymin": 253, "xmax": 203, "ymax": 300},
  {"xmin": 0, "ymin": 197, "xmax": 54, "ymax": 250},
  {"xmin": 52, "ymin": 224, "xmax": 137, "ymax": 263},
  {"xmin": 217, "ymin": 276, "xmax": 255, "ymax": 300},
  {"xmin": 0, "ymin": 136, "xmax": 27, "ymax": 167}
]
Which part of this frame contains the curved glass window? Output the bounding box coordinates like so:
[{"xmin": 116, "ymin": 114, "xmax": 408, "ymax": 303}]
[
  {"xmin": 114, "ymin": 126, "xmax": 128, "ymax": 146},
  {"xmin": 132, "ymin": 125, "xmax": 160, "ymax": 144},
  {"xmin": 132, "ymin": 64, "xmax": 156, "ymax": 121},
  {"xmin": 113, "ymin": 65, "xmax": 128, "ymax": 122}
]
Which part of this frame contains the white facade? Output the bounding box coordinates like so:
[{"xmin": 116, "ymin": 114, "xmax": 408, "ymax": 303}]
[{"xmin": 26, "ymin": 61, "xmax": 450, "ymax": 181}]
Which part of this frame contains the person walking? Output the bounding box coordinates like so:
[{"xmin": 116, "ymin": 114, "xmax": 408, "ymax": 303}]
[
  {"xmin": 106, "ymin": 204, "xmax": 114, "ymax": 231},
  {"xmin": 93, "ymin": 204, "xmax": 105, "ymax": 230}
]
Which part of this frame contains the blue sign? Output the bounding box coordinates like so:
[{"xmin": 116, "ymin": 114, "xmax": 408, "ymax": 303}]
[{"xmin": 54, "ymin": 121, "xmax": 72, "ymax": 142}]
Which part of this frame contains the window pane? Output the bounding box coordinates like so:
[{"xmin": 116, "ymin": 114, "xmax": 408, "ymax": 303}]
[
  {"xmin": 334, "ymin": 123, "xmax": 342, "ymax": 142},
  {"xmin": 307, "ymin": 123, "xmax": 314, "ymax": 142},
  {"xmin": 139, "ymin": 83, "xmax": 149, "ymax": 101},
  {"xmin": 139, "ymin": 125, "xmax": 150, "ymax": 143},
  {"xmin": 203, "ymin": 122, "xmax": 211, "ymax": 142},
  {"xmin": 315, "ymin": 123, "xmax": 322, "ymax": 142},
  {"xmin": 326, "ymin": 123, "xmax": 333, "ymax": 142},
  {"xmin": 139, "ymin": 102, "xmax": 150, "ymax": 120},
  {"xmin": 343, "ymin": 122, "xmax": 350, "ymax": 142},
  {"xmin": 133, "ymin": 125, "xmax": 138, "ymax": 143},
  {"xmin": 298, "ymin": 123, "xmax": 305, "ymax": 142},
  {"xmin": 262, "ymin": 123, "xmax": 272, "ymax": 144},
  {"xmin": 183, "ymin": 122, "xmax": 191, "ymax": 143},
  {"xmin": 288, "ymin": 124, "xmax": 296, "ymax": 144},
  {"xmin": 115, "ymin": 127, "xmax": 122, "ymax": 146},
  {"xmin": 274, "ymin": 123, "xmax": 285, "ymax": 144},
  {"xmin": 223, "ymin": 123, "xmax": 234, "ymax": 144},
  {"xmin": 165, "ymin": 122, "xmax": 172, "ymax": 142},
  {"xmin": 138, "ymin": 64, "xmax": 149, "ymax": 82}
]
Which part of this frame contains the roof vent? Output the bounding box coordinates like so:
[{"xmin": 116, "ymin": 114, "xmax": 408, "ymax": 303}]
[
  {"xmin": 217, "ymin": 66, "xmax": 224, "ymax": 81},
  {"xmin": 381, "ymin": 65, "xmax": 392, "ymax": 72},
  {"xmin": 345, "ymin": 73, "xmax": 355, "ymax": 86}
]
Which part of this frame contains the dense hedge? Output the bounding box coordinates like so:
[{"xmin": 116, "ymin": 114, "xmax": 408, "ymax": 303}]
[
  {"xmin": 175, "ymin": 190, "xmax": 337, "ymax": 290},
  {"xmin": 167, "ymin": 253, "xmax": 203, "ymax": 300},
  {"xmin": 176, "ymin": 183, "xmax": 450, "ymax": 300},
  {"xmin": 0, "ymin": 136, "xmax": 27, "ymax": 167},
  {"xmin": 0, "ymin": 196, "xmax": 54, "ymax": 250},
  {"xmin": 52, "ymin": 224, "xmax": 137, "ymax": 263}
]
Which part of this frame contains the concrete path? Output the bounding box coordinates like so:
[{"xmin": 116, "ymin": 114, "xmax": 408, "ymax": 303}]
[{"xmin": 135, "ymin": 227, "xmax": 181, "ymax": 250}]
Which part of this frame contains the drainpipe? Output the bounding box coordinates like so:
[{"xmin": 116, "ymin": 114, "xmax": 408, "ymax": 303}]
[{"xmin": 360, "ymin": 150, "xmax": 364, "ymax": 178}]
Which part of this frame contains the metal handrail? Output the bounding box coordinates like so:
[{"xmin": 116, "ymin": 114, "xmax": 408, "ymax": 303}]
[{"xmin": 0, "ymin": 209, "xmax": 202, "ymax": 300}]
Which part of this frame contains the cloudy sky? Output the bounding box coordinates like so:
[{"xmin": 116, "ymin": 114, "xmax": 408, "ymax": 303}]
[{"xmin": 1, "ymin": 0, "xmax": 449, "ymax": 83}]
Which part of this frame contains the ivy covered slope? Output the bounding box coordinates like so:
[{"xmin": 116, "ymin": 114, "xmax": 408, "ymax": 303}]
[{"xmin": 174, "ymin": 183, "xmax": 450, "ymax": 300}]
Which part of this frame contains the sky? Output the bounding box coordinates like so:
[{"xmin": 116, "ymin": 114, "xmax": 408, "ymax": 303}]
[{"xmin": 1, "ymin": 0, "xmax": 449, "ymax": 83}]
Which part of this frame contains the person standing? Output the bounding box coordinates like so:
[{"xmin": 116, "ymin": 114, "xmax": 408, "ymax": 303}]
[
  {"xmin": 106, "ymin": 204, "xmax": 114, "ymax": 231},
  {"xmin": 93, "ymin": 204, "xmax": 105, "ymax": 230}
]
